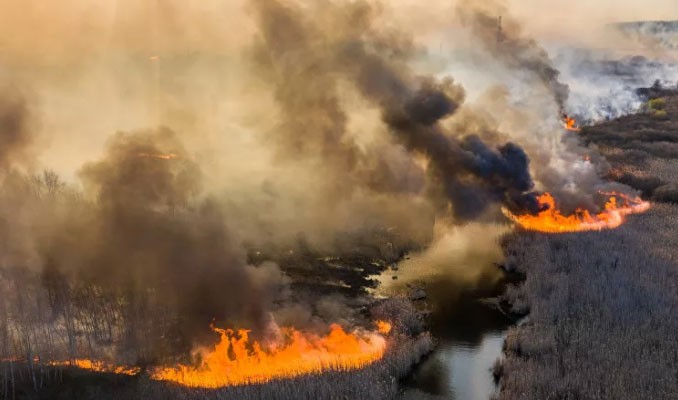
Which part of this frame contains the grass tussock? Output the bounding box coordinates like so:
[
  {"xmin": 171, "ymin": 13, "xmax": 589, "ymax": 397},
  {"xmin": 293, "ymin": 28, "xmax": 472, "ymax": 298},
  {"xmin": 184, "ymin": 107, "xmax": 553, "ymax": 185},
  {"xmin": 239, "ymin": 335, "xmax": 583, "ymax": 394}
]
[{"xmin": 647, "ymin": 97, "xmax": 666, "ymax": 111}]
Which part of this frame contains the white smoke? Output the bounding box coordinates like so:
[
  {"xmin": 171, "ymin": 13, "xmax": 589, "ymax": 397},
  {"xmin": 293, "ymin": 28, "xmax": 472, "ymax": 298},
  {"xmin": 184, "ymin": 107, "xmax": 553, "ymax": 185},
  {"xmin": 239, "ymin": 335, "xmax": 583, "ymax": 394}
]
[
  {"xmin": 555, "ymin": 49, "xmax": 678, "ymax": 123},
  {"xmin": 613, "ymin": 21, "xmax": 678, "ymax": 51}
]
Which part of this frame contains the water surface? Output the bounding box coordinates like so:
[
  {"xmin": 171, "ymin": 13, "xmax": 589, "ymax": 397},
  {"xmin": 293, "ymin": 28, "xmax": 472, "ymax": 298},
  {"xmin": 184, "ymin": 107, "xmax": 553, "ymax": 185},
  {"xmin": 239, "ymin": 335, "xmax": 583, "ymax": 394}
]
[{"xmin": 399, "ymin": 280, "xmax": 514, "ymax": 400}]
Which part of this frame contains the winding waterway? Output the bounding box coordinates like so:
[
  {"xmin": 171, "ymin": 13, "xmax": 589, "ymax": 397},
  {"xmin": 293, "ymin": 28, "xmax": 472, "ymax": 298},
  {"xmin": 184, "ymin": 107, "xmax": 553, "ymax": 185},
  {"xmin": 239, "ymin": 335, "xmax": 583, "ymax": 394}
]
[
  {"xmin": 377, "ymin": 261, "xmax": 516, "ymax": 400},
  {"xmin": 400, "ymin": 283, "xmax": 514, "ymax": 399}
]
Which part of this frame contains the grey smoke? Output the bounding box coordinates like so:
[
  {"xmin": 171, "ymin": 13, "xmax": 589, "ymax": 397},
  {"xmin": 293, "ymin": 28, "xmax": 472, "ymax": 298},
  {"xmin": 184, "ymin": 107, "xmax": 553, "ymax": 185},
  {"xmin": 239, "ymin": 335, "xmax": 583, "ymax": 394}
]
[
  {"xmin": 556, "ymin": 51, "xmax": 678, "ymax": 122},
  {"xmin": 251, "ymin": 0, "xmax": 541, "ymax": 220},
  {"xmin": 612, "ymin": 20, "xmax": 678, "ymax": 51},
  {"xmin": 0, "ymin": 84, "xmax": 34, "ymax": 169},
  {"xmin": 77, "ymin": 128, "xmax": 290, "ymax": 339},
  {"xmin": 0, "ymin": 125, "xmax": 291, "ymax": 359},
  {"xmin": 456, "ymin": 0, "xmax": 570, "ymax": 112}
]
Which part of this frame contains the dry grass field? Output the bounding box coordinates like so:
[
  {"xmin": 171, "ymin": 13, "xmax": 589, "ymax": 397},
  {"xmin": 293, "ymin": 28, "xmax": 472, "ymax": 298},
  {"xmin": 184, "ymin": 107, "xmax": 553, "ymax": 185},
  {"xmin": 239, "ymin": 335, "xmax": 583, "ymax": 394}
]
[{"xmin": 496, "ymin": 90, "xmax": 678, "ymax": 400}]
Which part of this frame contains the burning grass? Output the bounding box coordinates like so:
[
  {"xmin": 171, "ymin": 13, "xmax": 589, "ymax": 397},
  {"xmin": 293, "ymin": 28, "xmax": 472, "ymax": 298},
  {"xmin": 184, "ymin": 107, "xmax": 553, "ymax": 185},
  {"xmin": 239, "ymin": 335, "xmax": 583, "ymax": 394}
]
[
  {"xmin": 497, "ymin": 205, "xmax": 678, "ymax": 400},
  {"xmin": 48, "ymin": 359, "xmax": 140, "ymax": 376},
  {"xmin": 30, "ymin": 323, "xmax": 392, "ymax": 389},
  {"xmin": 496, "ymin": 90, "xmax": 678, "ymax": 400},
  {"xmin": 0, "ymin": 298, "xmax": 432, "ymax": 400},
  {"xmin": 150, "ymin": 323, "xmax": 389, "ymax": 388},
  {"xmin": 502, "ymin": 192, "xmax": 650, "ymax": 233}
]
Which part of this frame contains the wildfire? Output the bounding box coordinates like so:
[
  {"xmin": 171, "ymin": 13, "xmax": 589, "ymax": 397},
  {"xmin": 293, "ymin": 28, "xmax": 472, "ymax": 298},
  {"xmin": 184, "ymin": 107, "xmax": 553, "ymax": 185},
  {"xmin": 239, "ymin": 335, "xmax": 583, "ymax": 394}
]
[
  {"xmin": 7, "ymin": 322, "xmax": 390, "ymax": 388},
  {"xmin": 136, "ymin": 152, "xmax": 180, "ymax": 160},
  {"xmin": 562, "ymin": 114, "xmax": 581, "ymax": 132},
  {"xmin": 376, "ymin": 320, "xmax": 392, "ymax": 335},
  {"xmin": 48, "ymin": 359, "xmax": 140, "ymax": 376},
  {"xmin": 502, "ymin": 192, "xmax": 650, "ymax": 233},
  {"xmin": 150, "ymin": 323, "xmax": 389, "ymax": 388}
]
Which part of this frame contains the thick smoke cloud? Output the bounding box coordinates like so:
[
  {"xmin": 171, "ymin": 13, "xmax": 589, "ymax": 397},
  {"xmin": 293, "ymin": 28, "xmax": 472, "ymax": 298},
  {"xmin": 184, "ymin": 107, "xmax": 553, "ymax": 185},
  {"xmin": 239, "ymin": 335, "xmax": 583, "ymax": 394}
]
[
  {"xmin": 0, "ymin": 84, "xmax": 34, "ymax": 169},
  {"xmin": 0, "ymin": 124, "xmax": 290, "ymax": 360},
  {"xmin": 252, "ymin": 0, "xmax": 540, "ymax": 220},
  {"xmin": 1, "ymin": 0, "xmax": 672, "ymax": 368},
  {"xmin": 77, "ymin": 129, "xmax": 288, "ymax": 338},
  {"xmin": 449, "ymin": 0, "xmax": 667, "ymax": 214},
  {"xmin": 248, "ymin": 0, "xmax": 429, "ymax": 204}
]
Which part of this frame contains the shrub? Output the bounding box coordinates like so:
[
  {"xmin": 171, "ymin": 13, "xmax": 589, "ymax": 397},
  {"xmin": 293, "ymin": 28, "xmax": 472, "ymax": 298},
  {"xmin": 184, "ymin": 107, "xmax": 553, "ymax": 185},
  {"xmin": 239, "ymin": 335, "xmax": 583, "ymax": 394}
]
[
  {"xmin": 647, "ymin": 97, "xmax": 666, "ymax": 111},
  {"xmin": 652, "ymin": 109, "xmax": 668, "ymax": 119}
]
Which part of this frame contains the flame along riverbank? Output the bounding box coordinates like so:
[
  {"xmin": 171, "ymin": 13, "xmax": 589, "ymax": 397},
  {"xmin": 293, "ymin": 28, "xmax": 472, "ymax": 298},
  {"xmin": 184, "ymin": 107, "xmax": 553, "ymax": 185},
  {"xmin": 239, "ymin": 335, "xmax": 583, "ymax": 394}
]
[
  {"xmin": 150, "ymin": 322, "xmax": 390, "ymax": 388},
  {"xmin": 502, "ymin": 192, "xmax": 650, "ymax": 233}
]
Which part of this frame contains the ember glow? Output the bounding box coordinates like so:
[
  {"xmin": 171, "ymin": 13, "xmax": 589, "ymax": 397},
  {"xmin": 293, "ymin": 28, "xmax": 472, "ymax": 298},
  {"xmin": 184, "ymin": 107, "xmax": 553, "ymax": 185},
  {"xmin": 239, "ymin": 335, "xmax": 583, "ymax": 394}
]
[
  {"xmin": 502, "ymin": 192, "xmax": 650, "ymax": 233},
  {"xmin": 150, "ymin": 323, "xmax": 389, "ymax": 388},
  {"xmin": 49, "ymin": 359, "xmax": 140, "ymax": 376}
]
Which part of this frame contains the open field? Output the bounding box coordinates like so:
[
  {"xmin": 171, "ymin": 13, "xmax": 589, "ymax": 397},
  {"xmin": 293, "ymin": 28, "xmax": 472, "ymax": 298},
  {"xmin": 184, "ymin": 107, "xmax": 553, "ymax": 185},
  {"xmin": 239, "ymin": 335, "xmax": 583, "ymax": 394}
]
[{"xmin": 497, "ymin": 90, "xmax": 678, "ymax": 399}]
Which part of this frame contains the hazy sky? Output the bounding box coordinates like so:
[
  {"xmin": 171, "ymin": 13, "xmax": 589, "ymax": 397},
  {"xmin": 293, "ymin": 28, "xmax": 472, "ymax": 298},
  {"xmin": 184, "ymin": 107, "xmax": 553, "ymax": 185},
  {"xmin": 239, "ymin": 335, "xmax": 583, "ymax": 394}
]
[
  {"xmin": 511, "ymin": 0, "xmax": 676, "ymax": 21},
  {"xmin": 508, "ymin": 0, "xmax": 677, "ymax": 39},
  {"xmin": 0, "ymin": 0, "xmax": 674, "ymax": 179}
]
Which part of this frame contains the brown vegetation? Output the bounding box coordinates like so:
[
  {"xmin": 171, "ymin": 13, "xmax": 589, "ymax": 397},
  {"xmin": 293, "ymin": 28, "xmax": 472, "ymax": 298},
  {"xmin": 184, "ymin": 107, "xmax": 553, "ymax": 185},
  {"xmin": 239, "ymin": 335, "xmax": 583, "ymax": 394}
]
[
  {"xmin": 496, "ymin": 89, "xmax": 678, "ymax": 399},
  {"xmin": 1, "ymin": 290, "xmax": 432, "ymax": 400}
]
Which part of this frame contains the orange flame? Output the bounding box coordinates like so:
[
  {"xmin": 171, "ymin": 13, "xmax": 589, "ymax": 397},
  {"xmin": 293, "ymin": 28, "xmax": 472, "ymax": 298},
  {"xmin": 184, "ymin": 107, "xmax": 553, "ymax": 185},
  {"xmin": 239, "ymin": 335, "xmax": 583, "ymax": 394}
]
[
  {"xmin": 150, "ymin": 323, "xmax": 388, "ymax": 388},
  {"xmin": 376, "ymin": 320, "xmax": 392, "ymax": 335},
  {"xmin": 562, "ymin": 115, "xmax": 581, "ymax": 132},
  {"xmin": 48, "ymin": 359, "xmax": 140, "ymax": 376},
  {"xmin": 502, "ymin": 192, "xmax": 650, "ymax": 233},
  {"xmin": 7, "ymin": 322, "xmax": 389, "ymax": 387}
]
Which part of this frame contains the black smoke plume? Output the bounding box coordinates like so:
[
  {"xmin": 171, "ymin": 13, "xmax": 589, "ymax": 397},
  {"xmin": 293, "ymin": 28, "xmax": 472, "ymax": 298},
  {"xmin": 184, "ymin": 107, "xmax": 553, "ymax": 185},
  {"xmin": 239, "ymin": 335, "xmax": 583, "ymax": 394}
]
[
  {"xmin": 0, "ymin": 0, "xmax": 553, "ymax": 371},
  {"xmin": 77, "ymin": 129, "xmax": 288, "ymax": 341},
  {"xmin": 252, "ymin": 0, "xmax": 541, "ymax": 220}
]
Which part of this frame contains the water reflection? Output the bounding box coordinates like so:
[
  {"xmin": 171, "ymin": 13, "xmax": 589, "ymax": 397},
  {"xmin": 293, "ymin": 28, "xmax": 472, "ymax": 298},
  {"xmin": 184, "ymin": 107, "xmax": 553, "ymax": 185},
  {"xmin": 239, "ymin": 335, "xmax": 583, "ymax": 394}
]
[{"xmin": 400, "ymin": 282, "xmax": 514, "ymax": 400}]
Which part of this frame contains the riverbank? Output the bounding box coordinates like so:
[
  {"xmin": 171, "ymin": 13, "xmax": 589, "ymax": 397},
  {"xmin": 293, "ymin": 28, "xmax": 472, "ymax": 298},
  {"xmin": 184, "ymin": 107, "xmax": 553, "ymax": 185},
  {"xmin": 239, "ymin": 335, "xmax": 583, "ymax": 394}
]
[
  {"xmin": 399, "ymin": 281, "xmax": 515, "ymax": 400},
  {"xmin": 495, "ymin": 90, "xmax": 678, "ymax": 399}
]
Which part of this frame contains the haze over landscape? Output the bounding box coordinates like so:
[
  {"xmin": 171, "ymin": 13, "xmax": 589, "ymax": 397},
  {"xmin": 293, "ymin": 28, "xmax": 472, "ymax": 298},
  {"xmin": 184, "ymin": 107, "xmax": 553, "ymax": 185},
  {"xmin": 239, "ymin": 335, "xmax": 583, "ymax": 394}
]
[{"xmin": 0, "ymin": 1, "xmax": 676, "ymax": 399}]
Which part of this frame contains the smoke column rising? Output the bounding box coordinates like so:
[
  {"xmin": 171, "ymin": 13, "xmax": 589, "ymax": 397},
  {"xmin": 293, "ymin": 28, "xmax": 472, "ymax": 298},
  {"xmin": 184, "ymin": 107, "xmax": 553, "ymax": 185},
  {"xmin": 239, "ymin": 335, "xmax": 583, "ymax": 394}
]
[
  {"xmin": 0, "ymin": 0, "xmax": 673, "ymax": 370},
  {"xmin": 252, "ymin": 0, "xmax": 541, "ymax": 220}
]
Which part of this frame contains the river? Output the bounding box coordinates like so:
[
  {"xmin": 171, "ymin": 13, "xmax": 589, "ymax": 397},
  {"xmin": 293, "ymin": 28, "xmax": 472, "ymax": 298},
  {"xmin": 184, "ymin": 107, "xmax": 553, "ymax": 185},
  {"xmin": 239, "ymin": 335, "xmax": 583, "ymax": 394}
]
[{"xmin": 399, "ymin": 281, "xmax": 514, "ymax": 400}]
